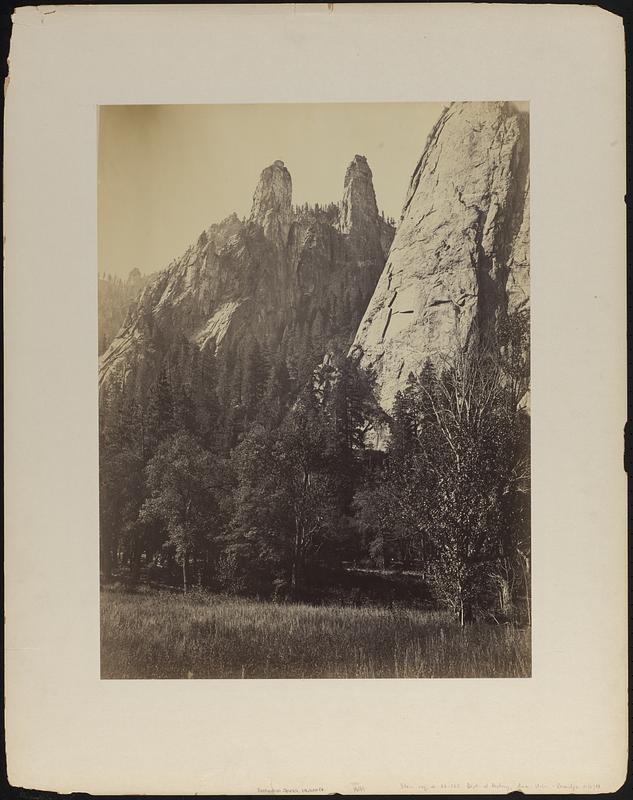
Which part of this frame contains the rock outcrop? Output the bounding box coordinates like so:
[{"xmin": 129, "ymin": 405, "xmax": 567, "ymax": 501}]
[
  {"xmin": 98, "ymin": 268, "xmax": 153, "ymax": 354},
  {"xmin": 99, "ymin": 157, "xmax": 394, "ymax": 400},
  {"xmin": 351, "ymin": 101, "xmax": 530, "ymax": 415},
  {"xmin": 340, "ymin": 155, "xmax": 379, "ymax": 235},
  {"xmin": 250, "ymin": 160, "xmax": 293, "ymax": 248}
]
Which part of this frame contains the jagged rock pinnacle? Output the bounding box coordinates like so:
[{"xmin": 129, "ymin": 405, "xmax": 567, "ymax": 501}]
[
  {"xmin": 250, "ymin": 160, "xmax": 293, "ymax": 247},
  {"xmin": 339, "ymin": 154, "xmax": 380, "ymax": 235}
]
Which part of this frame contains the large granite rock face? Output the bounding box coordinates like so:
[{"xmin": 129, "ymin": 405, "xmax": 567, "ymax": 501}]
[
  {"xmin": 351, "ymin": 101, "xmax": 530, "ymax": 415},
  {"xmin": 99, "ymin": 157, "xmax": 394, "ymax": 399}
]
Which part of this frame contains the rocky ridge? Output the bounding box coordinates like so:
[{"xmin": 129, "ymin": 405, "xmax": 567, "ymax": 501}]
[{"xmin": 99, "ymin": 157, "xmax": 394, "ymax": 399}]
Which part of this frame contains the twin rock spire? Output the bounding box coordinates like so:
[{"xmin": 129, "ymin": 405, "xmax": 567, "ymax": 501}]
[{"xmin": 249, "ymin": 155, "xmax": 382, "ymax": 248}]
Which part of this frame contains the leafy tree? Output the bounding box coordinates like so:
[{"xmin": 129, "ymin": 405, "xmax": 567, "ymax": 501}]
[
  {"xmin": 352, "ymin": 366, "xmax": 435, "ymax": 571},
  {"xmin": 355, "ymin": 343, "xmax": 529, "ymax": 624},
  {"xmin": 99, "ymin": 441, "xmax": 145, "ymax": 579},
  {"xmin": 225, "ymin": 423, "xmax": 293, "ymax": 596},
  {"xmin": 229, "ymin": 388, "xmax": 338, "ymax": 597},
  {"xmin": 407, "ymin": 348, "xmax": 529, "ymax": 623},
  {"xmin": 274, "ymin": 393, "xmax": 338, "ymax": 594},
  {"xmin": 99, "ymin": 380, "xmax": 147, "ymax": 578},
  {"xmin": 139, "ymin": 431, "xmax": 221, "ymax": 593},
  {"xmin": 497, "ymin": 309, "xmax": 530, "ymax": 411},
  {"xmin": 314, "ymin": 352, "xmax": 380, "ymax": 514}
]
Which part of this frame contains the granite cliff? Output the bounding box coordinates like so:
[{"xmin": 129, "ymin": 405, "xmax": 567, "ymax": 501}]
[{"xmin": 351, "ymin": 101, "xmax": 529, "ymax": 416}]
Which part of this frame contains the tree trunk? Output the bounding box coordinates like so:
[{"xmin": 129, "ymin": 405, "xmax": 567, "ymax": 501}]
[
  {"xmin": 130, "ymin": 537, "xmax": 142, "ymax": 583},
  {"xmin": 101, "ymin": 536, "xmax": 113, "ymax": 580},
  {"xmin": 518, "ymin": 551, "xmax": 531, "ymax": 626},
  {"xmin": 498, "ymin": 577, "xmax": 511, "ymax": 614},
  {"xmin": 113, "ymin": 540, "xmax": 121, "ymax": 574},
  {"xmin": 291, "ymin": 540, "xmax": 304, "ymax": 599},
  {"xmin": 182, "ymin": 556, "xmax": 188, "ymax": 595},
  {"xmin": 291, "ymin": 556, "xmax": 304, "ymax": 599}
]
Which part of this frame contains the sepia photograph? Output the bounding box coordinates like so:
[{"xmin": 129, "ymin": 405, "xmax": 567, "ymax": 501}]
[
  {"xmin": 98, "ymin": 101, "xmax": 531, "ymax": 680},
  {"xmin": 6, "ymin": 3, "xmax": 627, "ymax": 793}
]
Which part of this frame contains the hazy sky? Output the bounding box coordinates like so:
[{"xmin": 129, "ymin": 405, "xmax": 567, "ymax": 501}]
[{"xmin": 98, "ymin": 102, "xmax": 448, "ymax": 278}]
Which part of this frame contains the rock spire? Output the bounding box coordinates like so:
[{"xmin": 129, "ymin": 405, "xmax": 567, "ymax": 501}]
[{"xmin": 250, "ymin": 160, "xmax": 293, "ymax": 247}]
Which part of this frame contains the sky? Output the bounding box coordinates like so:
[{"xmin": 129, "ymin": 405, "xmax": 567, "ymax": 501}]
[{"xmin": 98, "ymin": 102, "xmax": 447, "ymax": 279}]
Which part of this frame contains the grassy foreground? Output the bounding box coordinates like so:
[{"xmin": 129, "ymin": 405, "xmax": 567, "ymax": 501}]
[{"xmin": 100, "ymin": 586, "xmax": 530, "ymax": 679}]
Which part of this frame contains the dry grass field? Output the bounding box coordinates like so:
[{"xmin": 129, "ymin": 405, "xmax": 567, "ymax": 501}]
[{"xmin": 101, "ymin": 586, "xmax": 530, "ymax": 679}]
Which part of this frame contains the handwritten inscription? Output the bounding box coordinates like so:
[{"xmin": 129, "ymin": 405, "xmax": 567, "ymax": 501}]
[
  {"xmin": 257, "ymin": 781, "xmax": 602, "ymax": 794},
  {"xmin": 257, "ymin": 788, "xmax": 323, "ymax": 794}
]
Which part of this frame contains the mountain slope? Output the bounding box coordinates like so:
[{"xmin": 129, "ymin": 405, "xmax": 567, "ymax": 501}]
[{"xmin": 98, "ymin": 268, "xmax": 153, "ymax": 354}]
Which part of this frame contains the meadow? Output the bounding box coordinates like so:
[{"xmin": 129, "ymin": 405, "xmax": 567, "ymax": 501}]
[{"xmin": 100, "ymin": 585, "xmax": 530, "ymax": 679}]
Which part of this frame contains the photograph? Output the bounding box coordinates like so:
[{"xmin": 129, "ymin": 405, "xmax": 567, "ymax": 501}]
[
  {"xmin": 98, "ymin": 101, "xmax": 531, "ymax": 680},
  {"xmin": 6, "ymin": 3, "xmax": 627, "ymax": 793}
]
